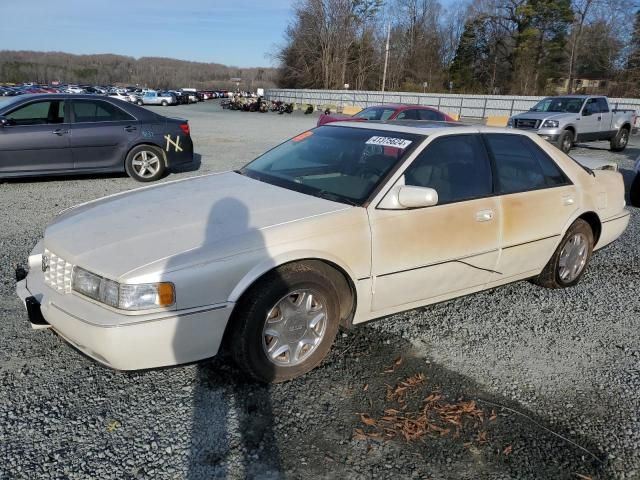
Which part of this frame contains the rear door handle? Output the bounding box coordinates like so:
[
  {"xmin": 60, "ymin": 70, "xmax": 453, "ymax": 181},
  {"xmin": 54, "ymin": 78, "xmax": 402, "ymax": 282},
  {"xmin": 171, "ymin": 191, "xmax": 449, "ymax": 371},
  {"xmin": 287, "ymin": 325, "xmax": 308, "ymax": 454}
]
[
  {"xmin": 52, "ymin": 128, "xmax": 68, "ymax": 136},
  {"xmin": 124, "ymin": 125, "xmax": 137, "ymax": 132},
  {"xmin": 475, "ymin": 209, "xmax": 494, "ymax": 222}
]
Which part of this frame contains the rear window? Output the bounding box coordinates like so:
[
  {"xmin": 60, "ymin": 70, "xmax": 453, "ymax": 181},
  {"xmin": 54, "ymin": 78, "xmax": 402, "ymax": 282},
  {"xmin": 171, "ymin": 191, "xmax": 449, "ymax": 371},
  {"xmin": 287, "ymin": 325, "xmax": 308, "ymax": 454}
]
[
  {"xmin": 72, "ymin": 100, "xmax": 134, "ymax": 123},
  {"xmin": 241, "ymin": 126, "xmax": 423, "ymax": 205},
  {"xmin": 354, "ymin": 107, "xmax": 396, "ymax": 121}
]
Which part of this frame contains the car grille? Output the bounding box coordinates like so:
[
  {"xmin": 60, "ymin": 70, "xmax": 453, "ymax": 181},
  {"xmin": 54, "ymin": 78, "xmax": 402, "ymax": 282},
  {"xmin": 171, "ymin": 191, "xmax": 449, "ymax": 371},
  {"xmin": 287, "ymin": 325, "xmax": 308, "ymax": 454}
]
[
  {"xmin": 43, "ymin": 249, "xmax": 73, "ymax": 294},
  {"xmin": 514, "ymin": 119, "xmax": 541, "ymax": 129}
]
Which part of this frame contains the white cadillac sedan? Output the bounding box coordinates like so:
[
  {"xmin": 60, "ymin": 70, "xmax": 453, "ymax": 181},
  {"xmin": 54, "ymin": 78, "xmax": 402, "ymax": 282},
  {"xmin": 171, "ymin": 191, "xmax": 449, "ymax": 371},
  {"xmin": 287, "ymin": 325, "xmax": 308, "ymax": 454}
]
[{"xmin": 17, "ymin": 123, "xmax": 630, "ymax": 382}]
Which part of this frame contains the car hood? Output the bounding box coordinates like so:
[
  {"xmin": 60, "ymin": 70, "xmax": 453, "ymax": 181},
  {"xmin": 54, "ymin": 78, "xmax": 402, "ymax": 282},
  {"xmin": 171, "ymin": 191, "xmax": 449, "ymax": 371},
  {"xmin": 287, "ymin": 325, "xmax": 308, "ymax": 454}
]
[
  {"xmin": 513, "ymin": 111, "xmax": 573, "ymax": 121},
  {"xmin": 44, "ymin": 172, "xmax": 350, "ymax": 280}
]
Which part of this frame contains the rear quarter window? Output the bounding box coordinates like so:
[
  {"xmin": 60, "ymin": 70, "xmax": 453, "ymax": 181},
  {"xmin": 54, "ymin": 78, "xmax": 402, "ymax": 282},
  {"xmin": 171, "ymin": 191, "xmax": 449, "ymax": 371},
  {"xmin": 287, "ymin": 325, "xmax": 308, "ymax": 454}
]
[{"xmin": 484, "ymin": 134, "xmax": 570, "ymax": 194}]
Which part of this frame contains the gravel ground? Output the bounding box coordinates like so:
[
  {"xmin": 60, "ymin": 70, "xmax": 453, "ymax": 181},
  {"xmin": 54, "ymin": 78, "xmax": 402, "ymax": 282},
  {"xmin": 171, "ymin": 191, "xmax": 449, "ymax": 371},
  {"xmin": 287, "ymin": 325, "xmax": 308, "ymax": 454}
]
[{"xmin": 1, "ymin": 101, "xmax": 639, "ymax": 480}]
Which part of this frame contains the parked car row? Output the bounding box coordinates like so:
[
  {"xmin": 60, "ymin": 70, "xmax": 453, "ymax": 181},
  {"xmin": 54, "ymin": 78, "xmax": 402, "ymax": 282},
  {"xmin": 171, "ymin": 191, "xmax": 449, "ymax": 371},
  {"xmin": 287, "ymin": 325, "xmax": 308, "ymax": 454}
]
[{"xmin": 0, "ymin": 83, "xmax": 242, "ymax": 104}]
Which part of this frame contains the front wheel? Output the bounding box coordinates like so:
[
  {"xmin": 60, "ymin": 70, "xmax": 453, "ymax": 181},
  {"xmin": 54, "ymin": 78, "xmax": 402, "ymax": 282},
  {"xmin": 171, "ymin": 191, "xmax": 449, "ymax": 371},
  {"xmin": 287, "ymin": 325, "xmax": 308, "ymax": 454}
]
[
  {"xmin": 533, "ymin": 219, "xmax": 594, "ymax": 289},
  {"xmin": 630, "ymin": 173, "xmax": 640, "ymax": 207},
  {"xmin": 125, "ymin": 145, "xmax": 166, "ymax": 182},
  {"xmin": 136, "ymin": 100, "xmax": 143, "ymax": 106},
  {"xmin": 557, "ymin": 130, "xmax": 574, "ymax": 154},
  {"xmin": 227, "ymin": 263, "xmax": 341, "ymax": 383},
  {"xmin": 161, "ymin": 100, "xmax": 168, "ymax": 106},
  {"xmin": 610, "ymin": 127, "xmax": 629, "ymax": 152}
]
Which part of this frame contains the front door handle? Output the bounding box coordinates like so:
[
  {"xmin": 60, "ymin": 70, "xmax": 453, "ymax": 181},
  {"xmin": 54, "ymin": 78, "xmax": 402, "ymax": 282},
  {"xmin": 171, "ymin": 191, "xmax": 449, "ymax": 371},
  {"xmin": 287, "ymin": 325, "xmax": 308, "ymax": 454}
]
[
  {"xmin": 52, "ymin": 128, "xmax": 68, "ymax": 135},
  {"xmin": 475, "ymin": 209, "xmax": 494, "ymax": 222},
  {"xmin": 124, "ymin": 125, "xmax": 137, "ymax": 132}
]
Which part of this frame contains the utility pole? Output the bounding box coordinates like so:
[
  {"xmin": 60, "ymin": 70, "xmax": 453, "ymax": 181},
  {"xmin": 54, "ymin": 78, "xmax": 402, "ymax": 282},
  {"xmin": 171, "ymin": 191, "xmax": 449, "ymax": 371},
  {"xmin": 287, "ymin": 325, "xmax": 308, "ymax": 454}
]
[{"xmin": 381, "ymin": 22, "xmax": 390, "ymax": 92}]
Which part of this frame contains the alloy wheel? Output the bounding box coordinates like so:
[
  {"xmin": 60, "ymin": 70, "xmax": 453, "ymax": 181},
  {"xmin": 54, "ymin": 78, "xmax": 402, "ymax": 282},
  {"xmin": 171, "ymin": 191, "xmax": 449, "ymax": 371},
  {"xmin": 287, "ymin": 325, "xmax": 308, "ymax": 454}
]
[{"xmin": 262, "ymin": 289, "xmax": 327, "ymax": 367}]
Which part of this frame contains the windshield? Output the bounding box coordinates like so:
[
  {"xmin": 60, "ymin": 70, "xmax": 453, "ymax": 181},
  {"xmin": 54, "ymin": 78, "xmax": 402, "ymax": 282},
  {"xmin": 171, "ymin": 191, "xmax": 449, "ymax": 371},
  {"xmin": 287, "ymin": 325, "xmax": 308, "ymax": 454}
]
[
  {"xmin": 530, "ymin": 97, "xmax": 585, "ymax": 113},
  {"xmin": 354, "ymin": 107, "xmax": 397, "ymax": 121},
  {"xmin": 240, "ymin": 126, "xmax": 422, "ymax": 205}
]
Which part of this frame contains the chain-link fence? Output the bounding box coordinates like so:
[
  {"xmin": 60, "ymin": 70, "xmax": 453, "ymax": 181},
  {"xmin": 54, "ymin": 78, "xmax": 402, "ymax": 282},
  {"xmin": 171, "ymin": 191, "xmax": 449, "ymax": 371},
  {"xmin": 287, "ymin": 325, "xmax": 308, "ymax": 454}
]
[{"xmin": 265, "ymin": 88, "xmax": 640, "ymax": 119}]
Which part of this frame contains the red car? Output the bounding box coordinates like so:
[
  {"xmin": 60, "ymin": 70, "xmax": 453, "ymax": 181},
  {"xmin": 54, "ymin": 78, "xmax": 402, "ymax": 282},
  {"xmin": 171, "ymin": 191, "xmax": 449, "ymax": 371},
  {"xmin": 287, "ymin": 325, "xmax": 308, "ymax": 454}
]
[{"xmin": 317, "ymin": 104, "xmax": 455, "ymax": 126}]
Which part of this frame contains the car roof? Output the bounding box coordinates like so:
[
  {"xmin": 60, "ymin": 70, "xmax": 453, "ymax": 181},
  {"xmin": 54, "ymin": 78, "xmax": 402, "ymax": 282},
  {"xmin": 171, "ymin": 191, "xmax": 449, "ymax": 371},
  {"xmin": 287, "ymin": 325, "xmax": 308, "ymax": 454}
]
[
  {"xmin": 364, "ymin": 103, "xmax": 440, "ymax": 111},
  {"xmin": 326, "ymin": 120, "xmax": 541, "ymax": 139},
  {"xmin": 544, "ymin": 95, "xmax": 597, "ymax": 99}
]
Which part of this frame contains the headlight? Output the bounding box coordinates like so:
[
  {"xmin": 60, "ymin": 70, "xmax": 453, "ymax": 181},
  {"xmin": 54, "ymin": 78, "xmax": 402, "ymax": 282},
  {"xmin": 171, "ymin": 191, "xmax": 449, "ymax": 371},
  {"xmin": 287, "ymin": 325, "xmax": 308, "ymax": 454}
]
[
  {"xmin": 72, "ymin": 266, "xmax": 174, "ymax": 311},
  {"xmin": 506, "ymin": 118, "xmax": 514, "ymax": 128},
  {"xmin": 542, "ymin": 120, "xmax": 559, "ymax": 128},
  {"xmin": 119, "ymin": 283, "xmax": 175, "ymax": 310}
]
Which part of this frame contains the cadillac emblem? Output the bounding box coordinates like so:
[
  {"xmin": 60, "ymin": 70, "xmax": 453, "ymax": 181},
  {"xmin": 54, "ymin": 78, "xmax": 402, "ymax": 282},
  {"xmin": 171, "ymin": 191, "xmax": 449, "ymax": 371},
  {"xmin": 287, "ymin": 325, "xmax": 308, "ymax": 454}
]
[{"xmin": 41, "ymin": 255, "xmax": 50, "ymax": 273}]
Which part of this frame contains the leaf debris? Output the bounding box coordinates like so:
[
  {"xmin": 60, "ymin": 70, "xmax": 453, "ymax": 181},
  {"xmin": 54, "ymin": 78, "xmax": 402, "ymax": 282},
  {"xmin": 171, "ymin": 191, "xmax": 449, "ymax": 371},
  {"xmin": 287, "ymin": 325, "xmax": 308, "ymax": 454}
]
[{"xmin": 354, "ymin": 372, "xmax": 494, "ymax": 446}]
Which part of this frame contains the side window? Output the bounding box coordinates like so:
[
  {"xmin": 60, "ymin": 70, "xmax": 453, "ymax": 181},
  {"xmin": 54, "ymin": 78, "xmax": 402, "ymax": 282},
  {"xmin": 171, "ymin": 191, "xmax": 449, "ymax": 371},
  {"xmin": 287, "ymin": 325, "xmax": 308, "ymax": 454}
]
[
  {"xmin": 484, "ymin": 134, "xmax": 568, "ymax": 194},
  {"xmin": 396, "ymin": 109, "xmax": 420, "ymax": 120},
  {"xmin": 403, "ymin": 134, "xmax": 492, "ymax": 204},
  {"xmin": 72, "ymin": 100, "xmax": 134, "ymax": 123},
  {"xmin": 6, "ymin": 100, "xmax": 65, "ymax": 125},
  {"xmin": 525, "ymin": 139, "xmax": 568, "ymax": 187},
  {"xmin": 418, "ymin": 109, "xmax": 443, "ymax": 121},
  {"xmin": 584, "ymin": 98, "xmax": 598, "ymax": 114},
  {"xmin": 595, "ymin": 98, "xmax": 609, "ymax": 113}
]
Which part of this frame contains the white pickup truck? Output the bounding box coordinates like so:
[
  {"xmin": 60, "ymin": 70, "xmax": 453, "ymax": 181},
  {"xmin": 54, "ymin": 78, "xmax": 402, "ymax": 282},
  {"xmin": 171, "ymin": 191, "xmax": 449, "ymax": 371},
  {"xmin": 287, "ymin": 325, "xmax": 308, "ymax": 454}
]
[{"xmin": 508, "ymin": 95, "xmax": 636, "ymax": 154}]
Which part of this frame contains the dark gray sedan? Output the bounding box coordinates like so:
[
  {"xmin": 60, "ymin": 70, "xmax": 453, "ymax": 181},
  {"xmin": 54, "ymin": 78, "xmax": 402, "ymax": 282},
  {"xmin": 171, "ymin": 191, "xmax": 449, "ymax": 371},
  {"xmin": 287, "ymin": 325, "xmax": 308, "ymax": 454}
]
[{"xmin": 0, "ymin": 94, "xmax": 194, "ymax": 182}]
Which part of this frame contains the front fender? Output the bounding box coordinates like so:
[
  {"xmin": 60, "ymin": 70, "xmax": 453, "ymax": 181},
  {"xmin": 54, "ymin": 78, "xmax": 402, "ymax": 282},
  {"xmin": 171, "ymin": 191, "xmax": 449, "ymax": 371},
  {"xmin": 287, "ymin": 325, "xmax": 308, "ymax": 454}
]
[{"xmin": 227, "ymin": 249, "xmax": 360, "ymax": 303}]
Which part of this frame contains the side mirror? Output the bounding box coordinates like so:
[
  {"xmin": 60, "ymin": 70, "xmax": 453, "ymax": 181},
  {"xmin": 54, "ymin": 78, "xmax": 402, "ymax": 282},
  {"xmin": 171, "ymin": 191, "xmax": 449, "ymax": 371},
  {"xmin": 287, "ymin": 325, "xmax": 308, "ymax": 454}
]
[
  {"xmin": 397, "ymin": 185, "xmax": 439, "ymax": 208},
  {"xmin": 582, "ymin": 108, "xmax": 592, "ymax": 117},
  {"xmin": 0, "ymin": 116, "xmax": 11, "ymax": 127}
]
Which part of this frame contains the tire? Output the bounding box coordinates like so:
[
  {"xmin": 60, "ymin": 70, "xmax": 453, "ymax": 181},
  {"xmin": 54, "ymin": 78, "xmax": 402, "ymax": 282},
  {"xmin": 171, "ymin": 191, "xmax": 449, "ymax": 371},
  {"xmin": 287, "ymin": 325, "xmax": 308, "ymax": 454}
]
[
  {"xmin": 124, "ymin": 145, "xmax": 166, "ymax": 182},
  {"xmin": 227, "ymin": 262, "xmax": 342, "ymax": 383},
  {"xmin": 557, "ymin": 130, "xmax": 574, "ymax": 154},
  {"xmin": 630, "ymin": 173, "xmax": 640, "ymax": 208},
  {"xmin": 136, "ymin": 100, "xmax": 143, "ymax": 106},
  {"xmin": 533, "ymin": 219, "xmax": 594, "ymax": 289},
  {"xmin": 161, "ymin": 100, "xmax": 168, "ymax": 106},
  {"xmin": 610, "ymin": 127, "xmax": 630, "ymax": 152}
]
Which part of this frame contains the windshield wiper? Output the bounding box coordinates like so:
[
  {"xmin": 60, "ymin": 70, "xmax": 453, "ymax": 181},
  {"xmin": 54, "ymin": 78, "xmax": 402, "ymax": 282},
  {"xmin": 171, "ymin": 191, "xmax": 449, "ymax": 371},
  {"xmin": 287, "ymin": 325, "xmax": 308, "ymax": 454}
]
[{"xmin": 315, "ymin": 190, "xmax": 359, "ymax": 206}]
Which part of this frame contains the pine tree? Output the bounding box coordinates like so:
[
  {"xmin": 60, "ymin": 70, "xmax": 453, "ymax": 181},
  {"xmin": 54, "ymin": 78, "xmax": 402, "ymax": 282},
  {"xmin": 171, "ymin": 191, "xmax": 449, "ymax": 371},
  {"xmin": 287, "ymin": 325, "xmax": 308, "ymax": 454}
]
[{"xmin": 626, "ymin": 10, "xmax": 640, "ymax": 72}]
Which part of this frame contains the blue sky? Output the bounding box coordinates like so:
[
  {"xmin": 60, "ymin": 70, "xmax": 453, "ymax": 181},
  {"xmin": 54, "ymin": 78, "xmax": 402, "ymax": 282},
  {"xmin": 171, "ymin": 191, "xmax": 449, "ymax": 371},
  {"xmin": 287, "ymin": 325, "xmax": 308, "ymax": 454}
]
[{"xmin": 0, "ymin": 0, "xmax": 294, "ymax": 68}]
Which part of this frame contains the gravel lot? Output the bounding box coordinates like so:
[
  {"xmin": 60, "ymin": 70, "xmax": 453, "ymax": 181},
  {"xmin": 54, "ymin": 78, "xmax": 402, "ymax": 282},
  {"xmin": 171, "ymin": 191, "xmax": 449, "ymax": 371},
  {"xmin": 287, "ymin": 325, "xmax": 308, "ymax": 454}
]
[{"xmin": 1, "ymin": 101, "xmax": 639, "ymax": 480}]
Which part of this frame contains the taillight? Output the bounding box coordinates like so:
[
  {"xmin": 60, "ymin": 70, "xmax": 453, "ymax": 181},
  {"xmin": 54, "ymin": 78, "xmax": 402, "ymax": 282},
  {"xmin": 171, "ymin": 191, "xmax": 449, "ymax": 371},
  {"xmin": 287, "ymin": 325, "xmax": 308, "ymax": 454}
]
[{"xmin": 179, "ymin": 123, "xmax": 190, "ymax": 136}]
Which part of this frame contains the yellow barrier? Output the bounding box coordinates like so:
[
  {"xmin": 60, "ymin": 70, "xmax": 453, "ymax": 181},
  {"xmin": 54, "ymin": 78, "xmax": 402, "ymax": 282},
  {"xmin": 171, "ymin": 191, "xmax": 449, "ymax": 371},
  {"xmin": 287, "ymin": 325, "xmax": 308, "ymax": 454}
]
[
  {"xmin": 446, "ymin": 113, "xmax": 460, "ymax": 121},
  {"xmin": 485, "ymin": 115, "xmax": 510, "ymax": 127},
  {"xmin": 342, "ymin": 105, "xmax": 363, "ymax": 116}
]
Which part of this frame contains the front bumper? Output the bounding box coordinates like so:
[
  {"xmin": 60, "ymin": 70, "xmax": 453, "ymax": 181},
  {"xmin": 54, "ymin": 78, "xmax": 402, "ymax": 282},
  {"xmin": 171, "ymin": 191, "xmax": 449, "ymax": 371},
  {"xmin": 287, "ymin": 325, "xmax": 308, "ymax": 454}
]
[
  {"xmin": 512, "ymin": 126, "xmax": 561, "ymax": 143},
  {"xmin": 16, "ymin": 243, "xmax": 233, "ymax": 370}
]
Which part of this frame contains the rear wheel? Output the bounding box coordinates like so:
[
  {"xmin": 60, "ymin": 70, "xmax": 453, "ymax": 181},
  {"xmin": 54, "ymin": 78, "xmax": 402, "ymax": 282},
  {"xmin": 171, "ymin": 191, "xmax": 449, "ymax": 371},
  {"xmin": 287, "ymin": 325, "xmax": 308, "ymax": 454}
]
[
  {"xmin": 557, "ymin": 130, "xmax": 574, "ymax": 154},
  {"xmin": 610, "ymin": 127, "xmax": 629, "ymax": 152},
  {"xmin": 630, "ymin": 173, "xmax": 640, "ymax": 207},
  {"xmin": 161, "ymin": 100, "xmax": 168, "ymax": 106},
  {"xmin": 125, "ymin": 145, "xmax": 165, "ymax": 182},
  {"xmin": 227, "ymin": 262, "xmax": 341, "ymax": 383},
  {"xmin": 533, "ymin": 219, "xmax": 594, "ymax": 289}
]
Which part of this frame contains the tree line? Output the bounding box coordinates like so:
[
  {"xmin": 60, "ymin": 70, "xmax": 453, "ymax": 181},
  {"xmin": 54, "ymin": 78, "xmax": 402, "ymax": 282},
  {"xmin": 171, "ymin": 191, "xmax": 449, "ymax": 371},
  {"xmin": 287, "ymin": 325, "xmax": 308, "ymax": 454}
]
[
  {"xmin": 277, "ymin": 0, "xmax": 640, "ymax": 97},
  {"xmin": 0, "ymin": 50, "xmax": 278, "ymax": 90}
]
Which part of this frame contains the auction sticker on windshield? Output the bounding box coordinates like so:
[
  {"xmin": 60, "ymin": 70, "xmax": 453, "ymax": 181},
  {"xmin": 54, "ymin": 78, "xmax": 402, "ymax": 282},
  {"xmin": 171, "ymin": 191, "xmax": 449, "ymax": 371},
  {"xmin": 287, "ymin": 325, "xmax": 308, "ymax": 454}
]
[{"xmin": 366, "ymin": 136, "xmax": 412, "ymax": 149}]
